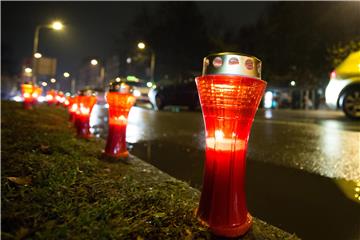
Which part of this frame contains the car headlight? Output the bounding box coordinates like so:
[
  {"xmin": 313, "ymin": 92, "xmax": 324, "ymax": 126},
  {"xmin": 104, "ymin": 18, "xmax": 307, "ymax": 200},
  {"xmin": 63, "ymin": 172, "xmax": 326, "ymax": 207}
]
[{"xmin": 133, "ymin": 89, "xmax": 141, "ymax": 97}]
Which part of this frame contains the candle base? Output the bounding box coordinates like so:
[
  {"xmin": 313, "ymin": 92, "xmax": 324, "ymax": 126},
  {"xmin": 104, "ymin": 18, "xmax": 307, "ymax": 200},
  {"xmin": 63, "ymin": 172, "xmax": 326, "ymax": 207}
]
[
  {"xmin": 76, "ymin": 116, "xmax": 92, "ymax": 139},
  {"xmin": 104, "ymin": 124, "xmax": 128, "ymax": 159},
  {"xmin": 208, "ymin": 213, "xmax": 252, "ymax": 238},
  {"xmin": 196, "ymin": 209, "xmax": 252, "ymax": 238},
  {"xmin": 103, "ymin": 150, "xmax": 129, "ymax": 159}
]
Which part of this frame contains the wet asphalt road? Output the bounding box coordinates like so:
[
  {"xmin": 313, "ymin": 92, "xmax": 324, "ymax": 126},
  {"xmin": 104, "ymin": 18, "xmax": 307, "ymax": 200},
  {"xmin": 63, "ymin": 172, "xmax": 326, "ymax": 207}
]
[{"xmin": 90, "ymin": 105, "xmax": 360, "ymax": 240}]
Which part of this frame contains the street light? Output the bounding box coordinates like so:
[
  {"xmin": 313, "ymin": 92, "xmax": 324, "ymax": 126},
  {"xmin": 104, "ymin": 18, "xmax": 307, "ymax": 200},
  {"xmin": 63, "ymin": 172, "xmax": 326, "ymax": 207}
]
[
  {"xmin": 90, "ymin": 59, "xmax": 98, "ymax": 66},
  {"xmin": 24, "ymin": 67, "xmax": 33, "ymax": 73},
  {"xmin": 34, "ymin": 53, "xmax": 42, "ymax": 59},
  {"xmin": 51, "ymin": 21, "xmax": 64, "ymax": 30},
  {"xmin": 32, "ymin": 20, "xmax": 64, "ymax": 84},
  {"xmin": 33, "ymin": 20, "xmax": 64, "ymax": 58},
  {"xmin": 50, "ymin": 78, "xmax": 56, "ymax": 83},
  {"xmin": 137, "ymin": 42, "xmax": 145, "ymax": 50},
  {"xmin": 137, "ymin": 41, "xmax": 156, "ymax": 82},
  {"xmin": 63, "ymin": 72, "xmax": 70, "ymax": 78}
]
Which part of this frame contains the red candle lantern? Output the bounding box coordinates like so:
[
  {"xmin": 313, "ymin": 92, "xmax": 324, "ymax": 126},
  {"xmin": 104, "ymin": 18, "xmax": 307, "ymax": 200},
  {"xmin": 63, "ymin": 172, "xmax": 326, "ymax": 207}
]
[
  {"xmin": 64, "ymin": 96, "xmax": 70, "ymax": 107},
  {"xmin": 21, "ymin": 82, "xmax": 34, "ymax": 109},
  {"xmin": 195, "ymin": 53, "xmax": 267, "ymax": 237},
  {"xmin": 68, "ymin": 96, "xmax": 78, "ymax": 122},
  {"xmin": 46, "ymin": 89, "xmax": 57, "ymax": 105},
  {"xmin": 31, "ymin": 85, "xmax": 42, "ymax": 105},
  {"xmin": 104, "ymin": 81, "xmax": 136, "ymax": 159},
  {"xmin": 75, "ymin": 89, "xmax": 97, "ymax": 138},
  {"xmin": 56, "ymin": 91, "xmax": 65, "ymax": 106}
]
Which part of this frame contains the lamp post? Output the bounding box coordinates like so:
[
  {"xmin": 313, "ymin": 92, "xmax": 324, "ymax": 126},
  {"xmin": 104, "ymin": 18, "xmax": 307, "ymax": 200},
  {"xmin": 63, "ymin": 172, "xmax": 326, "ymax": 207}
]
[
  {"xmin": 195, "ymin": 53, "xmax": 267, "ymax": 237},
  {"xmin": 137, "ymin": 42, "xmax": 156, "ymax": 82},
  {"xmin": 32, "ymin": 21, "xmax": 64, "ymax": 83},
  {"xmin": 63, "ymin": 72, "xmax": 70, "ymax": 92},
  {"xmin": 90, "ymin": 58, "xmax": 106, "ymax": 90}
]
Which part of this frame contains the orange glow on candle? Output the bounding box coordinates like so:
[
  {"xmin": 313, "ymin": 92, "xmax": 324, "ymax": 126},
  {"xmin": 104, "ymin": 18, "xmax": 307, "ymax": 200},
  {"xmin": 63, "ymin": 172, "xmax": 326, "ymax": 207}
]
[
  {"xmin": 21, "ymin": 83, "xmax": 34, "ymax": 109},
  {"xmin": 74, "ymin": 91, "xmax": 97, "ymax": 138},
  {"xmin": 104, "ymin": 90, "xmax": 136, "ymax": 158}
]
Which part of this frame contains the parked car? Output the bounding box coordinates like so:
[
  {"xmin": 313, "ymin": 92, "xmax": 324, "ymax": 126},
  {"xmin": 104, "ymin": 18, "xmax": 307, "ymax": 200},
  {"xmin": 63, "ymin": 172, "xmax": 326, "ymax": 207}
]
[
  {"xmin": 325, "ymin": 50, "xmax": 360, "ymax": 119},
  {"xmin": 148, "ymin": 80, "xmax": 199, "ymax": 110},
  {"xmin": 122, "ymin": 79, "xmax": 153, "ymax": 104}
]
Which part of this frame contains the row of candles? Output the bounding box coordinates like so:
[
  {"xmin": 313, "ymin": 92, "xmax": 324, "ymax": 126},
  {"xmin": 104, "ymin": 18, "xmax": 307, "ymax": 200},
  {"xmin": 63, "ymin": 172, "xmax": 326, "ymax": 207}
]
[
  {"xmin": 21, "ymin": 81, "xmax": 136, "ymax": 159},
  {"xmin": 20, "ymin": 52, "xmax": 267, "ymax": 238}
]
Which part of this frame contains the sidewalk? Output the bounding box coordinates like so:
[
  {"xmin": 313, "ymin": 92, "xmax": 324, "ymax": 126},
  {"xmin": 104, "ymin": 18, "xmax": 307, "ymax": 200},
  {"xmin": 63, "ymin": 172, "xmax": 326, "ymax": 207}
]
[{"xmin": 1, "ymin": 101, "xmax": 299, "ymax": 239}]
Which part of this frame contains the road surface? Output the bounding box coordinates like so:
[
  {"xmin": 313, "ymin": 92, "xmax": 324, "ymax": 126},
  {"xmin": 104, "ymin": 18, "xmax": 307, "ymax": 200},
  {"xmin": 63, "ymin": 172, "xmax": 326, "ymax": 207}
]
[{"xmin": 90, "ymin": 106, "xmax": 360, "ymax": 240}]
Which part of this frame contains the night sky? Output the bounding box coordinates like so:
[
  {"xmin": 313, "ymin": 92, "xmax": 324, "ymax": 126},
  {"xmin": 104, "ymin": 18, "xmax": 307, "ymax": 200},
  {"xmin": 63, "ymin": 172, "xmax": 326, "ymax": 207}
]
[{"xmin": 2, "ymin": 2, "xmax": 270, "ymax": 77}]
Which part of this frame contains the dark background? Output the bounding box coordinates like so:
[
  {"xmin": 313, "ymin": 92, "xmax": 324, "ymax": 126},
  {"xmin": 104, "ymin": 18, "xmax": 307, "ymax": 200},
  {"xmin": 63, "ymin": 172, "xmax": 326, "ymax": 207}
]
[{"xmin": 2, "ymin": 1, "xmax": 360, "ymax": 87}]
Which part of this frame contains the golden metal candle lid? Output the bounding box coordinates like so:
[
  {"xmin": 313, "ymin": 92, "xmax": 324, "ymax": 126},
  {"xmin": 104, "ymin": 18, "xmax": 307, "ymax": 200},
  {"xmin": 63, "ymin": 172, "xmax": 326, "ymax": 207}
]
[
  {"xmin": 202, "ymin": 52, "xmax": 262, "ymax": 79},
  {"xmin": 109, "ymin": 80, "xmax": 133, "ymax": 93},
  {"xmin": 78, "ymin": 88, "xmax": 96, "ymax": 96}
]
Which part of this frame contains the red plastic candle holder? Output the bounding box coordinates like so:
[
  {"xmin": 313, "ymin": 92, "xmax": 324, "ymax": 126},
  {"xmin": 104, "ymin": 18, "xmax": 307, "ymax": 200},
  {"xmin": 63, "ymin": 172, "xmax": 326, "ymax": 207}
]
[
  {"xmin": 104, "ymin": 81, "xmax": 136, "ymax": 159},
  {"xmin": 75, "ymin": 90, "xmax": 97, "ymax": 139},
  {"xmin": 56, "ymin": 91, "xmax": 65, "ymax": 106},
  {"xmin": 68, "ymin": 96, "xmax": 78, "ymax": 122},
  {"xmin": 31, "ymin": 86, "xmax": 42, "ymax": 105},
  {"xmin": 196, "ymin": 53, "xmax": 266, "ymax": 237},
  {"xmin": 21, "ymin": 83, "xmax": 34, "ymax": 109},
  {"xmin": 46, "ymin": 90, "xmax": 57, "ymax": 105}
]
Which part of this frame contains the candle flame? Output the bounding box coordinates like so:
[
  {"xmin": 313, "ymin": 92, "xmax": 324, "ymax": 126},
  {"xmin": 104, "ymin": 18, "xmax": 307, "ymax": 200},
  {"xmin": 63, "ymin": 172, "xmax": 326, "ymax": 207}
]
[
  {"xmin": 215, "ymin": 130, "xmax": 224, "ymax": 140},
  {"xmin": 70, "ymin": 103, "xmax": 78, "ymax": 112},
  {"xmin": 111, "ymin": 115, "xmax": 127, "ymax": 125},
  {"xmin": 79, "ymin": 104, "xmax": 90, "ymax": 115}
]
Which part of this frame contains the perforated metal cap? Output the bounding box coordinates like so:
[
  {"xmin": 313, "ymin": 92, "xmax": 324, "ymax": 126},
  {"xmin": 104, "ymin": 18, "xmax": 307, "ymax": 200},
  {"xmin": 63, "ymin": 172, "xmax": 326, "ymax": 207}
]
[
  {"xmin": 78, "ymin": 88, "xmax": 96, "ymax": 96},
  {"xmin": 202, "ymin": 52, "xmax": 262, "ymax": 79},
  {"xmin": 108, "ymin": 80, "xmax": 133, "ymax": 93}
]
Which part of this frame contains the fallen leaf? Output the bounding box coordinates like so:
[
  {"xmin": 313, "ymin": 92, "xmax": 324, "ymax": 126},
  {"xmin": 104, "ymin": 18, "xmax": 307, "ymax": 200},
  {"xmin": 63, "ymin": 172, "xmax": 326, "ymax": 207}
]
[{"xmin": 7, "ymin": 176, "xmax": 32, "ymax": 186}]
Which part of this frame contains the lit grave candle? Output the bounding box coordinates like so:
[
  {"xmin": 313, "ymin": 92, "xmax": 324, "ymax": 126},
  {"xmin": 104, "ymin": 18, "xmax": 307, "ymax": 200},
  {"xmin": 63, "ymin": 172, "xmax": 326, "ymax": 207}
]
[{"xmin": 196, "ymin": 52, "xmax": 266, "ymax": 237}]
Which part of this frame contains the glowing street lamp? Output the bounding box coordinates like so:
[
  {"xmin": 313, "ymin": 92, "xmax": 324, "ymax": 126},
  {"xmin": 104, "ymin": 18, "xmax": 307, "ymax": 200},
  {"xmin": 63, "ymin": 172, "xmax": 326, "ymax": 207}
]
[
  {"xmin": 63, "ymin": 72, "xmax": 70, "ymax": 78},
  {"xmin": 74, "ymin": 89, "xmax": 97, "ymax": 138},
  {"xmin": 21, "ymin": 82, "xmax": 35, "ymax": 109},
  {"xmin": 51, "ymin": 21, "xmax": 64, "ymax": 30},
  {"xmin": 50, "ymin": 78, "xmax": 56, "ymax": 83},
  {"xmin": 32, "ymin": 20, "xmax": 64, "ymax": 83},
  {"xmin": 195, "ymin": 53, "xmax": 267, "ymax": 237},
  {"xmin": 90, "ymin": 59, "xmax": 98, "ymax": 66},
  {"xmin": 137, "ymin": 42, "xmax": 145, "ymax": 50},
  {"xmin": 34, "ymin": 53, "xmax": 42, "ymax": 59},
  {"xmin": 104, "ymin": 81, "xmax": 136, "ymax": 159},
  {"xmin": 24, "ymin": 67, "xmax": 33, "ymax": 74}
]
